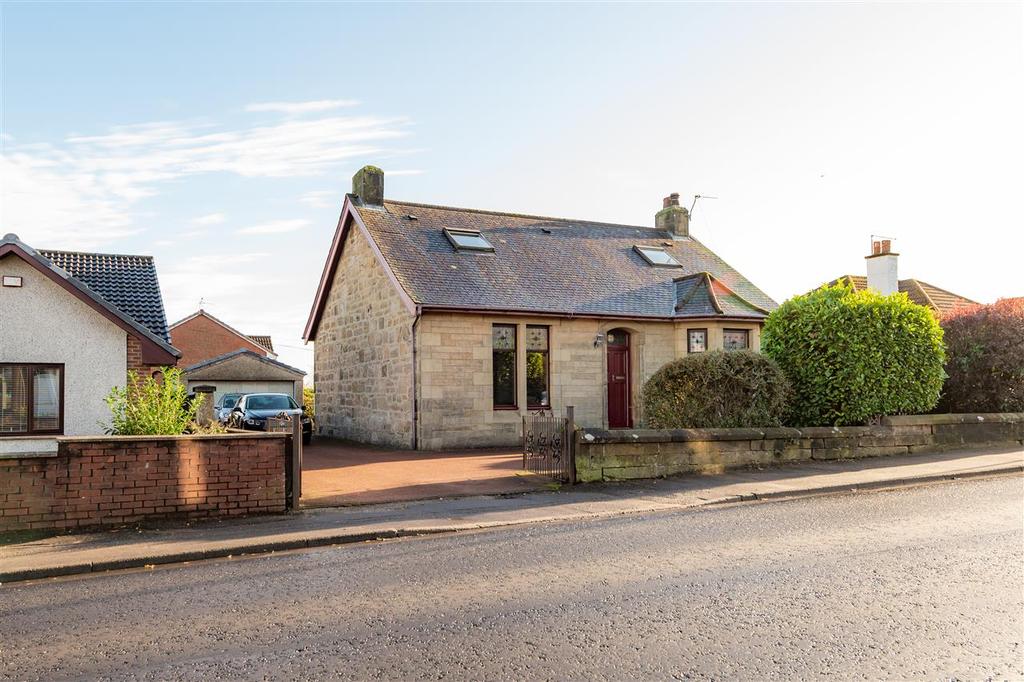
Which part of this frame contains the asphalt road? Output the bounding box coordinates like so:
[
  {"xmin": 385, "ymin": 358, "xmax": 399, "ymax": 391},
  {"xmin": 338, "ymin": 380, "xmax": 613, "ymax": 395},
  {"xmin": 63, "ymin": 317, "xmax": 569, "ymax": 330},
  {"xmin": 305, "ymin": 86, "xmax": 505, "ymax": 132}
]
[{"xmin": 2, "ymin": 477, "xmax": 1022, "ymax": 680}]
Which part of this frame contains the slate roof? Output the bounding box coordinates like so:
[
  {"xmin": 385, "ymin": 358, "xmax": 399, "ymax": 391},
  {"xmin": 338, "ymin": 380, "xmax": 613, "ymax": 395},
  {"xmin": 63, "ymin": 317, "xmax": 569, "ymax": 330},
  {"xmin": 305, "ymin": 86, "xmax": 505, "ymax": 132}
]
[
  {"xmin": 40, "ymin": 249, "xmax": 173, "ymax": 343},
  {"xmin": 674, "ymin": 272, "xmax": 771, "ymax": 318},
  {"xmin": 824, "ymin": 275, "xmax": 976, "ymax": 316},
  {"xmin": 355, "ymin": 199, "xmax": 777, "ymax": 320},
  {"xmin": 248, "ymin": 335, "xmax": 274, "ymax": 352}
]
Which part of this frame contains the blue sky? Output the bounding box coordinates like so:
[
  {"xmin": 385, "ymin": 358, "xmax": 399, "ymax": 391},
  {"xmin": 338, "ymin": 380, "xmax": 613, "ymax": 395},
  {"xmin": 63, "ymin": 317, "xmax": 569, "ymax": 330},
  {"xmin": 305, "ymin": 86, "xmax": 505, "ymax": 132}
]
[{"xmin": 2, "ymin": 2, "xmax": 1021, "ymax": 376}]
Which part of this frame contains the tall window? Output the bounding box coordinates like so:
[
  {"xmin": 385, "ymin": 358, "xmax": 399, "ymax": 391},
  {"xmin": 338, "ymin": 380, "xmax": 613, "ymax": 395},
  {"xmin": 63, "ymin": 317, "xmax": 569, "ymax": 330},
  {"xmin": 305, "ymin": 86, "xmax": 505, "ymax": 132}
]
[
  {"xmin": 723, "ymin": 329, "xmax": 750, "ymax": 351},
  {"xmin": 492, "ymin": 325, "xmax": 517, "ymax": 409},
  {"xmin": 0, "ymin": 364, "xmax": 63, "ymax": 435},
  {"xmin": 526, "ymin": 325, "xmax": 550, "ymax": 409}
]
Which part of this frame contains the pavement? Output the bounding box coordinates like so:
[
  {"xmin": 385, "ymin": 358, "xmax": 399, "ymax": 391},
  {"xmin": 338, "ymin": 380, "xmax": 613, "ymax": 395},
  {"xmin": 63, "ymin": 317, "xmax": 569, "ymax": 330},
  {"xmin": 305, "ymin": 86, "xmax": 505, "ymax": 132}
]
[
  {"xmin": 1, "ymin": 445, "xmax": 1021, "ymax": 583},
  {"xmin": 4, "ymin": 477, "xmax": 1022, "ymax": 679},
  {"xmin": 301, "ymin": 441, "xmax": 542, "ymax": 507}
]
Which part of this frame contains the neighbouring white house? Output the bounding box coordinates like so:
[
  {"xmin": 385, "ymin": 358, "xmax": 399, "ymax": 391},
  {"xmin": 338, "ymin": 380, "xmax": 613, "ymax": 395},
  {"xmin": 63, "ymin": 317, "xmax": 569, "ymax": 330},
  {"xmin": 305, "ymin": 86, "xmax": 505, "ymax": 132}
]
[{"xmin": 0, "ymin": 233, "xmax": 180, "ymax": 455}]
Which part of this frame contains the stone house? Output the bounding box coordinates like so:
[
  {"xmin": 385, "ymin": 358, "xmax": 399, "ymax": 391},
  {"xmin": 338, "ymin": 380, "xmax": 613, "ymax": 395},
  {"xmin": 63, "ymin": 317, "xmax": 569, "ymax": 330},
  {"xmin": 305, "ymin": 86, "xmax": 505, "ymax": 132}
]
[
  {"xmin": 0, "ymin": 233, "xmax": 179, "ymax": 455},
  {"xmin": 304, "ymin": 167, "xmax": 777, "ymax": 450}
]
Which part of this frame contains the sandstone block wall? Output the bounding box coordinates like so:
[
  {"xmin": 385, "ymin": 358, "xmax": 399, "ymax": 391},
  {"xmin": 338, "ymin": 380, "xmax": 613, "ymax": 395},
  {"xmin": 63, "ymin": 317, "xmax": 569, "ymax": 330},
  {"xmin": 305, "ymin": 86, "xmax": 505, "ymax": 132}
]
[
  {"xmin": 416, "ymin": 313, "xmax": 761, "ymax": 450},
  {"xmin": 314, "ymin": 225, "xmax": 415, "ymax": 448},
  {"xmin": 576, "ymin": 413, "xmax": 1024, "ymax": 482}
]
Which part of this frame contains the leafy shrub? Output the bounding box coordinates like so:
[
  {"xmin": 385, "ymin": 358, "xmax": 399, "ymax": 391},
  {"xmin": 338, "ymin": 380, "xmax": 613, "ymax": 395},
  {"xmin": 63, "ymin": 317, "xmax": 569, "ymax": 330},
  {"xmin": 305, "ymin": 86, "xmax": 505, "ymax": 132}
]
[
  {"xmin": 761, "ymin": 284, "xmax": 945, "ymax": 426},
  {"xmin": 936, "ymin": 297, "xmax": 1024, "ymax": 413},
  {"xmin": 104, "ymin": 367, "xmax": 200, "ymax": 435},
  {"xmin": 642, "ymin": 350, "xmax": 791, "ymax": 429},
  {"xmin": 303, "ymin": 385, "xmax": 315, "ymax": 418}
]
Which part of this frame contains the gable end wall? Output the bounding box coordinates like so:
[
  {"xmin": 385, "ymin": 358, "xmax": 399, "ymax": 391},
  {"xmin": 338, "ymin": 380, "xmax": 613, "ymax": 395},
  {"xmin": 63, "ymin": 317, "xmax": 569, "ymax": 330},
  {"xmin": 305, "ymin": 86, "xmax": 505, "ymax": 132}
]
[{"xmin": 313, "ymin": 223, "xmax": 415, "ymax": 447}]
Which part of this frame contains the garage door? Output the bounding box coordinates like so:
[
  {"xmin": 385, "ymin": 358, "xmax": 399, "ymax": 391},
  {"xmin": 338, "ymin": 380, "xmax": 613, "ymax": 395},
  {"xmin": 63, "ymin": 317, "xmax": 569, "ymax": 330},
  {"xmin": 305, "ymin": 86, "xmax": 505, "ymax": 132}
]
[{"xmin": 188, "ymin": 381, "xmax": 296, "ymax": 405}]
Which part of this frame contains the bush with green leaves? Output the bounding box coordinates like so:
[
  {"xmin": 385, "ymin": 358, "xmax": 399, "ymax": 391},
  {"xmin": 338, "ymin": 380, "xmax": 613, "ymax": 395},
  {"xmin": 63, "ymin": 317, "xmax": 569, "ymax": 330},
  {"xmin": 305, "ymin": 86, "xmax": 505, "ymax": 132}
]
[
  {"xmin": 104, "ymin": 367, "xmax": 201, "ymax": 435},
  {"xmin": 761, "ymin": 284, "xmax": 945, "ymax": 426},
  {"xmin": 642, "ymin": 350, "xmax": 791, "ymax": 429},
  {"xmin": 936, "ymin": 297, "xmax": 1024, "ymax": 413},
  {"xmin": 303, "ymin": 385, "xmax": 315, "ymax": 418}
]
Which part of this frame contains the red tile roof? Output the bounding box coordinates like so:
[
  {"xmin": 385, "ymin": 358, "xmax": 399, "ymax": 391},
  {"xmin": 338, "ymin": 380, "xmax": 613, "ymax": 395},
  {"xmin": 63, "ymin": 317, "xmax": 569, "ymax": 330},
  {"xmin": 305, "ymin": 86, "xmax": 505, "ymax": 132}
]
[{"xmin": 823, "ymin": 275, "xmax": 976, "ymax": 315}]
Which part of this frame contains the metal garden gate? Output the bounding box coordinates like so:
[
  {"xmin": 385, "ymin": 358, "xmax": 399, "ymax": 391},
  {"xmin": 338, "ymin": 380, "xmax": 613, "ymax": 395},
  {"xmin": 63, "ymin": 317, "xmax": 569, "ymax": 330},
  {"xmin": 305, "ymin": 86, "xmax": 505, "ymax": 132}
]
[{"xmin": 522, "ymin": 406, "xmax": 576, "ymax": 483}]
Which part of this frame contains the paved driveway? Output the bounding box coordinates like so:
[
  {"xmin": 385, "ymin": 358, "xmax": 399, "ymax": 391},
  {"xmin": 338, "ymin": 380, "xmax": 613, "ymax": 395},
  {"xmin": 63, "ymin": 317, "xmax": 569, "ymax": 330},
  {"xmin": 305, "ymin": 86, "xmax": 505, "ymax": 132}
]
[{"xmin": 301, "ymin": 440, "xmax": 548, "ymax": 507}]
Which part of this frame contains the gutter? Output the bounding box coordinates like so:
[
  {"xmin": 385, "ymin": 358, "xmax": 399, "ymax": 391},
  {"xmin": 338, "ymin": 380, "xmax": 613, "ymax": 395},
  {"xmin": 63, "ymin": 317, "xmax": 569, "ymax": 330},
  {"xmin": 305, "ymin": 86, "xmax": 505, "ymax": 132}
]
[{"xmin": 418, "ymin": 304, "xmax": 767, "ymax": 323}]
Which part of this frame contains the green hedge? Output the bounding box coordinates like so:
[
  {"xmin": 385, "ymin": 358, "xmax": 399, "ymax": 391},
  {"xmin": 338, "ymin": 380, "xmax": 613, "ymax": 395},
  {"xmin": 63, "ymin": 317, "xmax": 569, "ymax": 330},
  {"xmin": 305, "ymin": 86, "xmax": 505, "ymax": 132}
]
[
  {"xmin": 761, "ymin": 284, "xmax": 945, "ymax": 426},
  {"xmin": 642, "ymin": 350, "xmax": 791, "ymax": 429}
]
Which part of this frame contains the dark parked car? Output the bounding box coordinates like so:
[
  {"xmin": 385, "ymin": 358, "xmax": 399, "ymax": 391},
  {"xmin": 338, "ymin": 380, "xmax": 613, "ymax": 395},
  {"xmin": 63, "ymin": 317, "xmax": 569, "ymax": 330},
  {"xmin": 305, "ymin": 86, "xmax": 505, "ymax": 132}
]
[
  {"xmin": 229, "ymin": 393, "xmax": 312, "ymax": 445},
  {"xmin": 215, "ymin": 392, "xmax": 244, "ymax": 424}
]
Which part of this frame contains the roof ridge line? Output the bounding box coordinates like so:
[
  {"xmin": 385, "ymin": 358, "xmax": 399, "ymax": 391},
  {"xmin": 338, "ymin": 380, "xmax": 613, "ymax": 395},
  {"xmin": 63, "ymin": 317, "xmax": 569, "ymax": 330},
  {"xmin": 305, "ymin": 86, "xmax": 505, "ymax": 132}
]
[
  {"xmin": 39, "ymin": 248, "xmax": 155, "ymax": 261},
  {"xmin": 903, "ymin": 279, "xmax": 938, "ymax": 310},
  {"xmin": 704, "ymin": 273, "xmax": 724, "ymax": 315},
  {"xmin": 383, "ymin": 199, "xmax": 663, "ymax": 231}
]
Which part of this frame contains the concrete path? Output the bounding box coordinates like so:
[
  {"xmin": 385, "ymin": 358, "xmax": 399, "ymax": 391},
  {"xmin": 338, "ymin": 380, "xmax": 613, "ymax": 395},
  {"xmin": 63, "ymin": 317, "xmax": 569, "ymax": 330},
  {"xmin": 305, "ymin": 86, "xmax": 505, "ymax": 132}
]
[{"xmin": 2, "ymin": 445, "xmax": 1021, "ymax": 583}]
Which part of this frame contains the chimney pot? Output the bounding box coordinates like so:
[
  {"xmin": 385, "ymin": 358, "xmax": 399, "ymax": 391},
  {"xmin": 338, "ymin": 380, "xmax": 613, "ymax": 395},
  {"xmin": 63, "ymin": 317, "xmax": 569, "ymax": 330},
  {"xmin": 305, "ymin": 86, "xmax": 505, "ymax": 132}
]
[
  {"xmin": 352, "ymin": 165, "xmax": 384, "ymax": 205},
  {"xmin": 663, "ymin": 193, "xmax": 680, "ymax": 209}
]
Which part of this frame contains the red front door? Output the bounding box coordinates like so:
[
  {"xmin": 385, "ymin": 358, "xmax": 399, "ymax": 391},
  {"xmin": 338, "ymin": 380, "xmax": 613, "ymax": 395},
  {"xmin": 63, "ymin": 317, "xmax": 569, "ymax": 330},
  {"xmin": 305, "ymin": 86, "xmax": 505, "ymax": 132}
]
[{"xmin": 607, "ymin": 331, "xmax": 631, "ymax": 428}]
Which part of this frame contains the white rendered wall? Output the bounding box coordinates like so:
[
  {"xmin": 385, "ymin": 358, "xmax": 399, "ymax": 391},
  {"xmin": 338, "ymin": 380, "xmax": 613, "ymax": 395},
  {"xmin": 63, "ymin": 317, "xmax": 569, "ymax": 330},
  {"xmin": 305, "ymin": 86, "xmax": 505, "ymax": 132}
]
[{"xmin": 0, "ymin": 256, "xmax": 126, "ymax": 449}]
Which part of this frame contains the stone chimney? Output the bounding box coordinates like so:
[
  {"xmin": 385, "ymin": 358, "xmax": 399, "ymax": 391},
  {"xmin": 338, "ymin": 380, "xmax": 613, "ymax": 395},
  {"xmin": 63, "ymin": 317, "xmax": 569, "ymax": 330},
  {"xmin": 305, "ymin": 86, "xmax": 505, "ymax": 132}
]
[
  {"xmin": 352, "ymin": 165, "xmax": 384, "ymax": 205},
  {"xmin": 655, "ymin": 193, "xmax": 690, "ymax": 238},
  {"xmin": 865, "ymin": 238, "xmax": 899, "ymax": 295}
]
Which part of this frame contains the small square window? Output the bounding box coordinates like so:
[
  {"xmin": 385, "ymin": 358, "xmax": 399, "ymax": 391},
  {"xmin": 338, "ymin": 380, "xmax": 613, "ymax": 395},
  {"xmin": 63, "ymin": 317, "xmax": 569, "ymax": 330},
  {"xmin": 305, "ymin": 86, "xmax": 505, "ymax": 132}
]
[
  {"xmin": 723, "ymin": 329, "xmax": 750, "ymax": 351},
  {"xmin": 634, "ymin": 245, "xmax": 681, "ymax": 267},
  {"xmin": 445, "ymin": 229, "xmax": 494, "ymax": 252},
  {"xmin": 687, "ymin": 329, "xmax": 707, "ymax": 353}
]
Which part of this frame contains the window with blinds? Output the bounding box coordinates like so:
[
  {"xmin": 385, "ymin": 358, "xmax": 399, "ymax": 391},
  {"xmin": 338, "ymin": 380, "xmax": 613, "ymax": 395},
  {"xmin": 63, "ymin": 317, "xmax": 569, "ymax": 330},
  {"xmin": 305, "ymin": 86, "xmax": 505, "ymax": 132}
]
[{"xmin": 0, "ymin": 364, "xmax": 63, "ymax": 435}]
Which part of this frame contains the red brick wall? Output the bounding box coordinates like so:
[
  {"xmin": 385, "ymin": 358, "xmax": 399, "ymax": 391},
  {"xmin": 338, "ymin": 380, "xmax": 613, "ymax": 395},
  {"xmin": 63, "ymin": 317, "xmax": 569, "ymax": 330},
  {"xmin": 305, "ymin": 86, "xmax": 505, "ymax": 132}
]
[
  {"xmin": 126, "ymin": 335, "xmax": 167, "ymax": 382},
  {"xmin": 170, "ymin": 314, "xmax": 269, "ymax": 369},
  {"xmin": 0, "ymin": 434, "xmax": 287, "ymax": 532}
]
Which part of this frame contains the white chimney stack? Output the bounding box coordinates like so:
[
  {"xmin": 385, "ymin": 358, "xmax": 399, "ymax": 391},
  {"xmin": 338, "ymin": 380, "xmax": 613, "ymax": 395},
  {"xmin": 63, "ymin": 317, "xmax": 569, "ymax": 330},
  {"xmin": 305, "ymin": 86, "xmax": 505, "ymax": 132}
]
[{"xmin": 865, "ymin": 238, "xmax": 898, "ymax": 295}]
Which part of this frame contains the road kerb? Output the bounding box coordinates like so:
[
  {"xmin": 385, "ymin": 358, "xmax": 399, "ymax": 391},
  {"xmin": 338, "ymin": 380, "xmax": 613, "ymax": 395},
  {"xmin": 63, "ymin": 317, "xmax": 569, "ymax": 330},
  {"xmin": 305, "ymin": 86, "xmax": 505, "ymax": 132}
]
[{"xmin": 2, "ymin": 464, "xmax": 1020, "ymax": 585}]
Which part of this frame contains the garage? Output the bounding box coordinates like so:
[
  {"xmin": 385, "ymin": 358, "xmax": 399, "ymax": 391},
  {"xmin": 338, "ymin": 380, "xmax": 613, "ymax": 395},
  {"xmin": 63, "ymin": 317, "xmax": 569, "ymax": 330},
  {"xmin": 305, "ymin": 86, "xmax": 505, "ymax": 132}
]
[{"xmin": 182, "ymin": 349, "xmax": 306, "ymax": 406}]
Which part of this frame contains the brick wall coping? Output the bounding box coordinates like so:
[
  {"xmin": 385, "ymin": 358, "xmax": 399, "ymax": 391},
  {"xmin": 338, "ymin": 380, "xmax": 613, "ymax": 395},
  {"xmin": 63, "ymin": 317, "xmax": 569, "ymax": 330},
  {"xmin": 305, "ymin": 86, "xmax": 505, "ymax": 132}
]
[
  {"xmin": 56, "ymin": 432, "xmax": 288, "ymax": 444},
  {"xmin": 581, "ymin": 413, "xmax": 1024, "ymax": 444},
  {"xmin": 0, "ymin": 450, "xmax": 60, "ymax": 460}
]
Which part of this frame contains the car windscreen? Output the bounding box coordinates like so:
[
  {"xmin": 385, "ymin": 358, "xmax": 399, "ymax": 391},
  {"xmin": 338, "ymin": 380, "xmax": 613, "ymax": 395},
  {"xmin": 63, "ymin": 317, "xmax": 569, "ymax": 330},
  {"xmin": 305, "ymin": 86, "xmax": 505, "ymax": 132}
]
[
  {"xmin": 222, "ymin": 395, "xmax": 240, "ymax": 409},
  {"xmin": 246, "ymin": 395, "xmax": 297, "ymax": 411}
]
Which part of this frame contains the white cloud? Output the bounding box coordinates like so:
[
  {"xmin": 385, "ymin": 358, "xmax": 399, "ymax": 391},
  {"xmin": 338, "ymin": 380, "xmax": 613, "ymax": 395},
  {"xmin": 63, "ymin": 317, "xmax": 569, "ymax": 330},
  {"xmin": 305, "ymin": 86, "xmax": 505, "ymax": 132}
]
[
  {"xmin": 0, "ymin": 110, "xmax": 412, "ymax": 249},
  {"xmin": 235, "ymin": 219, "xmax": 309, "ymax": 235},
  {"xmin": 192, "ymin": 212, "xmax": 226, "ymax": 226},
  {"xmin": 299, "ymin": 190, "xmax": 338, "ymax": 209},
  {"xmin": 160, "ymin": 252, "xmax": 275, "ymax": 317},
  {"xmin": 245, "ymin": 99, "xmax": 360, "ymax": 114}
]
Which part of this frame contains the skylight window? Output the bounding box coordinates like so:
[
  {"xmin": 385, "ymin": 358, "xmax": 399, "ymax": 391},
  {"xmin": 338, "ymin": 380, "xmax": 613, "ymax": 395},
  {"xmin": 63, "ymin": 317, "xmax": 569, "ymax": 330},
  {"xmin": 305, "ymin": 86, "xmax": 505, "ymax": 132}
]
[
  {"xmin": 634, "ymin": 245, "xmax": 681, "ymax": 267},
  {"xmin": 444, "ymin": 228, "xmax": 494, "ymax": 252}
]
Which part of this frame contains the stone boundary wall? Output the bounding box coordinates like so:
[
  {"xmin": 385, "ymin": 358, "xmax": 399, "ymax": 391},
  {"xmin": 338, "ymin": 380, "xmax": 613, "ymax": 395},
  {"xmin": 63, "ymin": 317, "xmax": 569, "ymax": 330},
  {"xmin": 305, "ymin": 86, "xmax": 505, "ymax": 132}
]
[
  {"xmin": 0, "ymin": 433, "xmax": 287, "ymax": 533},
  {"xmin": 576, "ymin": 413, "xmax": 1024, "ymax": 482}
]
